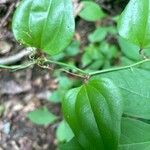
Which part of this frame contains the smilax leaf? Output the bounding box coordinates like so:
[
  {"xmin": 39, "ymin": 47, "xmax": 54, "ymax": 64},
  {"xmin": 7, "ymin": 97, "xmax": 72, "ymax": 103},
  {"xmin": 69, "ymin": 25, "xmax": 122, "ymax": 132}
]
[
  {"xmin": 62, "ymin": 78, "xmax": 123, "ymax": 150},
  {"xmin": 118, "ymin": 0, "xmax": 150, "ymax": 49},
  {"xmin": 97, "ymin": 68, "xmax": 150, "ymax": 119},
  {"xmin": 12, "ymin": 0, "xmax": 75, "ymax": 55}
]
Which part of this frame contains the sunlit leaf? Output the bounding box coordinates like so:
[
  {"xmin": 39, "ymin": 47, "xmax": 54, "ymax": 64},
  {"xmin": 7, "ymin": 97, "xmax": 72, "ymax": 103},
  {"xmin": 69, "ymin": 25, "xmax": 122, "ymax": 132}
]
[{"xmin": 12, "ymin": 0, "xmax": 75, "ymax": 55}]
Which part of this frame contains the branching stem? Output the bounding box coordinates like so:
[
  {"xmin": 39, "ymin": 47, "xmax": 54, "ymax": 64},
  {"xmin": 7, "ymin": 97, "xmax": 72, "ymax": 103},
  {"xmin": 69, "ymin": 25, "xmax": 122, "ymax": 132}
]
[
  {"xmin": 0, "ymin": 58, "xmax": 150, "ymax": 79},
  {"xmin": 44, "ymin": 59, "xmax": 87, "ymax": 75}
]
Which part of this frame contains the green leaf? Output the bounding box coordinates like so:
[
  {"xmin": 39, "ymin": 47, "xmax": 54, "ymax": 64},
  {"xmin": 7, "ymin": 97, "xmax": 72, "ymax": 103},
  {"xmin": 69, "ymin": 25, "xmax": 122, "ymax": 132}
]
[
  {"xmin": 88, "ymin": 27, "xmax": 107, "ymax": 43},
  {"xmin": 27, "ymin": 107, "xmax": 57, "ymax": 125},
  {"xmin": 118, "ymin": 117, "xmax": 150, "ymax": 149},
  {"xmin": 62, "ymin": 87, "xmax": 92, "ymax": 149},
  {"xmin": 49, "ymin": 76, "xmax": 74, "ymax": 103},
  {"xmin": 118, "ymin": 36, "xmax": 150, "ymax": 61},
  {"xmin": 81, "ymin": 44, "xmax": 104, "ymax": 68},
  {"xmin": 59, "ymin": 138, "xmax": 83, "ymax": 150},
  {"xmin": 118, "ymin": 36, "xmax": 141, "ymax": 61},
  {"xmin": 12, "ymin": 0, "xmax": 75, "ymax": 55},
  {"xmin": 96, "ymin": 68, "xmax": 150, "ymax": 119},
  {"xmin": 99, "ymin": 42, "xmax": 118, "ymax": 59},
  {"xmin": 56, "ymin": 120, "xmax": 74, "ymax": 143},
  {"xmin": 79, "ymin": 2, "xmax": 105, "ymax": 21},
  {"xmin": 62, "ymin": 78, "xmax": 123, "ymax": 150},
  {"xmin": 120, "ymin": 118, "xmax": 150, "ymax": 145},
  {"xmin": 65, "ymin": 40, "xmax": 80, "ymax": 56},
  {"xmin": 119, "ymin": 142, "xmax": 150, "ymax": 150},
  {"xmin": 118, "ymin": 0, "xmax": 150, "ymax": 49}
]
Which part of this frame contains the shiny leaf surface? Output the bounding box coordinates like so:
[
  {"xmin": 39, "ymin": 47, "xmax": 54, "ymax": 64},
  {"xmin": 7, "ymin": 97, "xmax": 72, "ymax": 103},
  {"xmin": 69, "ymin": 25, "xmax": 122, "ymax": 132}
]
[
  {"xmin": 118, "ymin": 0, "xmax": 150, "ymax": 49},
  {"xmin": 97, "ymin": 68, "xmax": 150, "ymax": 119},
  {"xmin": 12, "ymin": 0, "xmax": 75, "ymax": 55},
  {"xmin": 62, "ymin": 78, "xmax": 123, "ymax": 150}
]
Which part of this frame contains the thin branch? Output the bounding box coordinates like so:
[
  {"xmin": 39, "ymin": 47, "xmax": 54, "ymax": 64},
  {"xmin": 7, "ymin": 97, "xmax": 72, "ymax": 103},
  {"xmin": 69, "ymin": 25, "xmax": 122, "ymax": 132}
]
[
  {"xmin": 0, "ymin": 57, "xmax": 150, "ymax": 79},
  {"xmin": 60, "ymin": 69, "xmax": 88, "ymax": 79},
  {"xmin": 44, "ymin": 59, "xmax": 87, "ymax": 75},
  {"xmin": 0, "ymin": 2, "xmax": 15, "ymax": 28},
  {"xmin": 0, "ymin": 48, "xmax": 33, "ymax": 65},
  {"xmin": 89, "ymin": 59, "xmax": 150, "ymax": 76}
]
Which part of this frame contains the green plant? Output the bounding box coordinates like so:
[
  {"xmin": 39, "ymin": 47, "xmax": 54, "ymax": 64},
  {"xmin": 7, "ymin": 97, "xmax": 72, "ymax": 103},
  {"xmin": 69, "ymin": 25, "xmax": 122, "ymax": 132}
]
[{"xmin": 1, "ymin": 0, "xmax": 150, "ymax": 149}]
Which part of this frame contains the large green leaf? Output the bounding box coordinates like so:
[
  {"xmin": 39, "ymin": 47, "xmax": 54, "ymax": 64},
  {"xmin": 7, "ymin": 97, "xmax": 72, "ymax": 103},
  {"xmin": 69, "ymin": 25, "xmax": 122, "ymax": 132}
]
[
  {"xmin": 96, "ymin": 68, "xmax": 150, "ymax": 119},
  {"xmin": 12, "ymin": 0, "xmax": 75, "ymax": 55},
  {"xmin": 119, "ymin": 142, "xmax": 150, "ymax": 150},
  {"xmin": 62, "ymin": 78, "xmax": 123, "ymax": 150},
  {"xmin": 118, "ymin": 36, "xmax": 141, "ymax": 61},
  {"xmin": 118, "ymin": 0, "xmax": 150, "ymax": 49},
  {"xmin": 118, "ymin": 36, "xmax": 150, "ymax": 67},
  {"xmin": 62, "ymin": 88, "xmax": 89, "ymax": 149},
  {"xmin": 120, "ymin": 118, "xmax": 150, "ymax": 145},
  {"xmin": 119, "ymin": 117, "xmax": 150, "ymax": 150},
  {"xmin": 59, "ymin": 138, "xmax": 83, "ymax": 150}
]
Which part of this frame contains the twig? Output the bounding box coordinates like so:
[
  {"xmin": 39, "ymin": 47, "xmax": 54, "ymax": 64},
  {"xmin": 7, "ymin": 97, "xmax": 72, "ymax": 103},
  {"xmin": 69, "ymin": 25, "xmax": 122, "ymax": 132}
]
[
  {"xmin": 0, "ymin": 48, "xmax": 33, "ymax": 65},
  {"xmin": 44, "ymin": 59, "xmax": 87, "ymax": 75},
  {"xmin": 60, "ymin": 69, "xmax": 88, "ymax": 79},
  {"xmin": 0, "ymin": 2, "xmax": 15, "ymax": 28},
  {"xmin": 72, "ymin": 0, "xmax": 83, "ymax": 17}
]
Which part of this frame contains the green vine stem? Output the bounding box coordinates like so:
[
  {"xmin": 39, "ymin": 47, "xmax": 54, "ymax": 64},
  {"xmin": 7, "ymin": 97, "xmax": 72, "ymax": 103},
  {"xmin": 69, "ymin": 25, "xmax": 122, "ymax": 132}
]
[
  {"xmin": 0, "ymin": 61, "xmax": 35, "ymax": 71},
  {"xmin": 44, "ymin": 59, "xmax": 87, "ymax": 75},
  {"xmin": 89, "ymin": 58, "xmax": 150, "ymax": 76},
  {"xmin": 0, "ymin": 58, "xmax": 150, "ymax": 78}
]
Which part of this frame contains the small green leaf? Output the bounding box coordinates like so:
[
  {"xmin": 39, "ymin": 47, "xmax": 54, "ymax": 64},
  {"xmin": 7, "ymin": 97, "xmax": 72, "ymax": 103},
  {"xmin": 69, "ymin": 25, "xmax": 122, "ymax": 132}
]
[
  {"xmin": 12, "ymin": 0, "xmax": 75, "ymax": 55},
  {"xmin": 118, "ymin": 0, "xmax": 150, "ymax": 49},
  {"xmin": 88, "ymin": 27, "xmax": 107, "ymax": 43},
  {"xmin": 81, "ymin": 44, "xmax": 104, "ymax": 68},
  {"xmin": 65, "ymin": 40, "xmax": 80, "ymax": 56},
  {"xmin": 27, "ymin": 107, "xmax": 57, "ymax": 125},
  {"xmin": 99, "ymin": 42, "xmax": 118, "ymax": 59},
  {"xmin": 49, "ymin": 76, "xmax": 74, "ymax": 103},
  {"xmin": 79, "ymin": 2, "xmax": 105, "ymax": 21},
  {"xmin": 63, "ymin": 78, "xmax": 123, "ymax": 150},
  {"xmin": 56, "ymin": 120, "xmax": 74, "ymax": 143}
]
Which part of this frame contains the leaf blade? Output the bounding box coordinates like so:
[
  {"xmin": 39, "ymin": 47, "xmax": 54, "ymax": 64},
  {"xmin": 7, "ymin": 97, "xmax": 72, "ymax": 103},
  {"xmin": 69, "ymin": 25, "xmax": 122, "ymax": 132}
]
[
  {"xmin": 12, "ymin": 0, "xmax": 75, "ymax": 55},
  {"xmin": 96, "ymin": 68, "xmax": 150, "ymax": 119},
  {"xmin": 27, "ymin": 107, "xmax": 57, "ymax": 125},
  {"xmin": 118, "ymin": 0, "xmax": 150, "ymax": 49}
]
